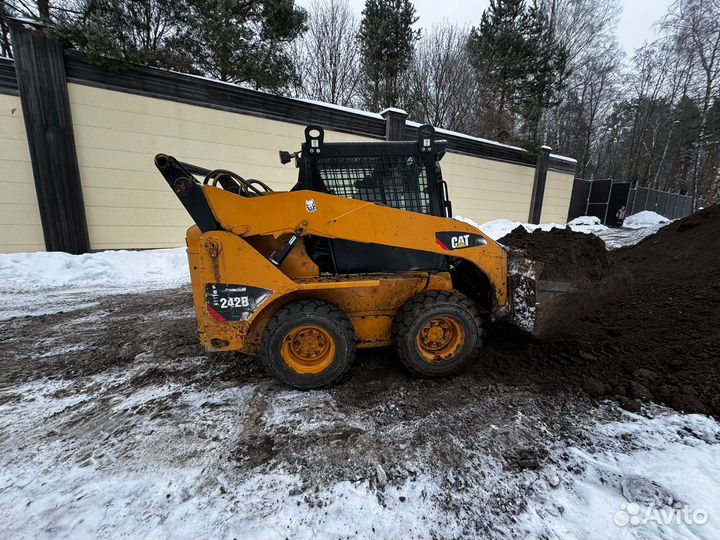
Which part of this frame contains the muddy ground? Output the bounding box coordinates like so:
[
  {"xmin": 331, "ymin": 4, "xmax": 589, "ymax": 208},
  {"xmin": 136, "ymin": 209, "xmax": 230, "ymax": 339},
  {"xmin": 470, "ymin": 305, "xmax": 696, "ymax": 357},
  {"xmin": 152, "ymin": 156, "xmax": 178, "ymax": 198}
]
[{"xmin": 0, "ymin": 287, "xmax": 645, "ymax": 538}]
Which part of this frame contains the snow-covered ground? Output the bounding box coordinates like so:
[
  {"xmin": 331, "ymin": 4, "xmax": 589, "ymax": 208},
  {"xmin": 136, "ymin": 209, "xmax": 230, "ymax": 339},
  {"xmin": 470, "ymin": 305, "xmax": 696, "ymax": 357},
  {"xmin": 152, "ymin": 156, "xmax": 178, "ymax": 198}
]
[
  {"xmin": 0, "ymin": 248, "xmax": 189, "ymax": 320},
  {"xmin": 1, "ymin": 355, "xmax": 718, "ymax": 539},
  {"xmin": 3, "ymin": 211, "xmax": 715, "ymax": 540},
  {"xmin": 0, "ymin": 248, "xmax": 189, "ymax": 292}
]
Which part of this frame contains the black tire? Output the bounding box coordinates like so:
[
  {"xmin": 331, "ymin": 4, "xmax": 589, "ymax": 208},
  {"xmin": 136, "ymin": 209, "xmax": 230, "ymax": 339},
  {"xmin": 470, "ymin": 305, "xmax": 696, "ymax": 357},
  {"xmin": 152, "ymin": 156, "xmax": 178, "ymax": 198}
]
[
  {"xmin": 261, "ymin": 299, "xmax": 356, "ymax": 389},
  {"xmin": 392, "ymin": 290, "xmax": 483, "ymax": 376}
]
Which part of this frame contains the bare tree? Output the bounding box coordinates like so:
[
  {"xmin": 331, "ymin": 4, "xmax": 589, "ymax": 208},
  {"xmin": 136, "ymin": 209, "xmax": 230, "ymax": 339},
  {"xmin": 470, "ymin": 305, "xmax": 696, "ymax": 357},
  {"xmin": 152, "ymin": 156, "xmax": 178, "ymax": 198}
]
[
  {"xmin": 544, "ymin": 0, "xmax": 622, "ymax": 174},
  {"xmin": 623, "ymin": 46, "xmax": 673, "ymax": 182},
  {"xmin": 574, "ymin": 49, "xmax": 622, "ymax": 177},
  {"xmin": 1, "ymin": 0, "xmax": 42, "ymax": 58},
  {"xmin": 663, "ymin": 0, "xmax": 720, "ymax": 203},
  {"xmin": 649, "ymin": 40, "xmax": 695, "ymax": 189},
  {"xmin": 551, "ymin": 0, "xmax": 620, "ymax": 72},
  {"xmin": 290, "ymin": 0, "xmax": 361, "ymax": 107},
  {"xmin": 405, "ymin": 25, "xmax": 477, "ymax": 133}
]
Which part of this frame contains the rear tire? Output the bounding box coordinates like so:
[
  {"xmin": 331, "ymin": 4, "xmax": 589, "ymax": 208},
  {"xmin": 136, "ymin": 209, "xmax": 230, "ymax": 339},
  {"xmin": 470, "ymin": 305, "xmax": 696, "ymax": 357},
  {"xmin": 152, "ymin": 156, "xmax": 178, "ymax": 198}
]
[
  {"xmin": 392, "ymin": 290, "xmax": 482, "ymax": 376},
  {"xmin": 261, "ymin": 299, "xmax": 356, "ymax": 389}
]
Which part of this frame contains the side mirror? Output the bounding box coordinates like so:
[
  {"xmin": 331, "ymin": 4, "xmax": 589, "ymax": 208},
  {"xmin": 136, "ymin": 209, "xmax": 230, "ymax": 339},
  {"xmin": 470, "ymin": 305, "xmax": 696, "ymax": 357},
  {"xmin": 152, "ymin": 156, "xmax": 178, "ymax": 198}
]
[{"xmin": 279, "ymin": 150, "xmax": 292, "ymax": 165}]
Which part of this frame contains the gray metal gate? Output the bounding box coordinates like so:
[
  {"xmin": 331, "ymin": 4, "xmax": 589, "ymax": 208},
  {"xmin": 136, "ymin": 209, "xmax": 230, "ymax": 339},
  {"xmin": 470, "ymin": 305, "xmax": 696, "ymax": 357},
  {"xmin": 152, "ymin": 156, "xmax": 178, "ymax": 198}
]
[{"xmin": 567, "ymin": 179, "xmax": 700, "ymax": 225}]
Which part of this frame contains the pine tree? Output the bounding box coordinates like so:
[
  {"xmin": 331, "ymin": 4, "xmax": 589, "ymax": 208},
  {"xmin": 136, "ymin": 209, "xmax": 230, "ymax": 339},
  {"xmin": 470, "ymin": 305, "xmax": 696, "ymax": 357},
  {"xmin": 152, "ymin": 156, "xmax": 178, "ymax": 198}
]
[
  {"xmin": 358, "ymin": 0, "xmax": 419, "ymax": 111},
  {"xmin": 54, "ymin": 0, "xmax": 198, "ymax": 72},
  {"xmin": 467, "ymin": 0, "xmax": 531, "ymax": 141},
  {"xmin": 175, "ymin": 0, "xmax": 307, "ymax": 90},
  {"xmin": 467, "ymin": 0, "xmax": 568, "ymax": 147},
  {"xmin": 54, "ymin": 0, "xmax": 307, "ymax": 92}
]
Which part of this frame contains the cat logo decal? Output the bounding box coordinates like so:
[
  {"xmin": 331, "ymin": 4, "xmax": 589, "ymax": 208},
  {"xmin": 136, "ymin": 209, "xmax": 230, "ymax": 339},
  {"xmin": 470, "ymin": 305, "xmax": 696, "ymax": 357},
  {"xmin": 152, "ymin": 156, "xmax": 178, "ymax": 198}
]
[{"xmin": 435, "ymin": 232, "xmax": 487, "ymax": 251}]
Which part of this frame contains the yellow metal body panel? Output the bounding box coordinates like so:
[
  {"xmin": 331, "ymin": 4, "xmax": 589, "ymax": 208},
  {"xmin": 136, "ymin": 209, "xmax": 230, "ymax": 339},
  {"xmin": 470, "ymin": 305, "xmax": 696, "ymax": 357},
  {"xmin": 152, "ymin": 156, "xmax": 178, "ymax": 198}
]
[
  {"xmin": 185, "ymin": 187, "xmax": 510, "ymax": 355},
  {"xmin": 203, "ymin": 188, "xmax": 508, "ymax": 301}
]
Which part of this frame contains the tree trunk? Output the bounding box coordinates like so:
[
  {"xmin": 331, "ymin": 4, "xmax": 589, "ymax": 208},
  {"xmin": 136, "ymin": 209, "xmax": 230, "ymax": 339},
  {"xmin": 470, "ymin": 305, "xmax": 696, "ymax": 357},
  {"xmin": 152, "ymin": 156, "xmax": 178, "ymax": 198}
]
[
  {"xmin": 691, "ymin": 77, "xmax": 712, "ymax": 205},
  {"xmin": 37, "ymin": 0, "xmax": 49, "ymax": 20}
]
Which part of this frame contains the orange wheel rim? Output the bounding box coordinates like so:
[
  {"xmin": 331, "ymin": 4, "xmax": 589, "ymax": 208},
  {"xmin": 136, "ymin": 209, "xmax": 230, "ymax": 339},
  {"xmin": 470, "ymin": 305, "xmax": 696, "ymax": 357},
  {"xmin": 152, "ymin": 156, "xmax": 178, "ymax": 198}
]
[
  {"xmin": 416, "ymin": 316, "xmax": 465, "ymax": 362},
  {"xmin": 281, "ymin": 325, "xmax": 336, "ymax": 374}
]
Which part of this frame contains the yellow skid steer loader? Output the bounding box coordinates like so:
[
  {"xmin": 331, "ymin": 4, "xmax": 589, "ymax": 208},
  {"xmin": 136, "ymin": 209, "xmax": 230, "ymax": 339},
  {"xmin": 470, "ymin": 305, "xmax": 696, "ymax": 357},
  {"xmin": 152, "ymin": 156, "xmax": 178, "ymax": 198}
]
[{"xmin": 156, "ymin": 125, "xmax": 547, "ymax": 389}]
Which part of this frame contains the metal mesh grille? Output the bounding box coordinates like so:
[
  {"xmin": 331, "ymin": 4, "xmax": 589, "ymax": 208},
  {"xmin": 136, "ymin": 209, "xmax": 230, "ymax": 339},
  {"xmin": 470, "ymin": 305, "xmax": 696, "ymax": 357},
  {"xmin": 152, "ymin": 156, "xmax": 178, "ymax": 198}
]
[{"xmin": 316, "ymin": 155, "xmax": 432, "ymax": 214}]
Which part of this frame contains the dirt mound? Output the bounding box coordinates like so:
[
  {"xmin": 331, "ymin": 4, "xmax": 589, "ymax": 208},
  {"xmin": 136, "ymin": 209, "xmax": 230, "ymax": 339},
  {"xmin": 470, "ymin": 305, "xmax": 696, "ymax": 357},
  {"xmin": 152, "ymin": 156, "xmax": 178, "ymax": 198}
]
[
  {"xmin": 565, "ymin": 205, "xmax": 720, "ymax": 414},
  {"xmin": 494, "ymin": 206, "xmax": 720, "ymax": 416},
  {"xmin": 499, "ymin": 226, "xmax": 612, "ymax": 282}
]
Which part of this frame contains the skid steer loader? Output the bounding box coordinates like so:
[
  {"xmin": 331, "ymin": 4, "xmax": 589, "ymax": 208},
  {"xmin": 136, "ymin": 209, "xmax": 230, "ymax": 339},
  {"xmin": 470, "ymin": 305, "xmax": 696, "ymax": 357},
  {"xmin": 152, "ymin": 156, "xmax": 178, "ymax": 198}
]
[{"xmin": 155, "ymin": 125, "xmax": 546, "ymax": 389}]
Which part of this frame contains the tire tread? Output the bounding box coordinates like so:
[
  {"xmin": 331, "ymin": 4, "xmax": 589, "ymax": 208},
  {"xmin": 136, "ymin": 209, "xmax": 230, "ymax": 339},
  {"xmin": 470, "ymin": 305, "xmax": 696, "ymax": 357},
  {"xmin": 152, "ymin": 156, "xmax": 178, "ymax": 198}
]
[
  {"xmin": 261, "ymin": 299, "xmax": 356, "ymax": 388},
  {"xmin": 391, "ymin": 290, "xmax": 483, "ymax": 376}
]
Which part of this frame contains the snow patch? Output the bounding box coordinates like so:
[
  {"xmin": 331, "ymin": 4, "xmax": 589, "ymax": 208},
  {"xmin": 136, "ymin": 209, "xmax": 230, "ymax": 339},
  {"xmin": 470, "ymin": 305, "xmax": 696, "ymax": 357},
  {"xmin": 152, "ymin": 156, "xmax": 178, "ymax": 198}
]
[
  {"xmin": 623, "ymin": 211, "xmax": 670, "ymax": 229},
  {"xmin": 294, "ymin": 97, "xmax": 384, "ymax": 119},
  {"xmin": 568, "ymin": 215, "xmax": 602, "ymax": 227},
  {"xmin": 528, "ymin": 410, "xmax": 720, "ymax": 540},
  {"xmin": 455, "ymin": 216, "xmax": 523, "ymax": 240},
  {"xmin": 0, "ymin": 248, "xmax": 189, "ymax": 292},
  {"xmin": 567, "ymin": 216, "xmax": 611, "ymax": 235},
  {"xmin": 455, "ymin": 216, "xmax": 573, "ymax": 241},
  {"xmin": 455, "ymin": 214, "xmax": 670, "ymax": 250},
  {"xmin": 406, "ymin": 120, "xmax": 526, "ymax": 152},
  {"xmin": 379, "ymin": 107, "xmax": 407, "ymax": 116}
]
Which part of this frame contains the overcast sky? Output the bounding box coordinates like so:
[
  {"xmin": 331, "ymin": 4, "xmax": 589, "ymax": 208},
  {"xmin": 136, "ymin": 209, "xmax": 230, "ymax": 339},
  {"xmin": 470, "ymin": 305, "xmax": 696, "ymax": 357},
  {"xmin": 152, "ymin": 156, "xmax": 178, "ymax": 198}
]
[{"xmin": 295, "ymin": 0, "xmax": 675, "ymax": 57}]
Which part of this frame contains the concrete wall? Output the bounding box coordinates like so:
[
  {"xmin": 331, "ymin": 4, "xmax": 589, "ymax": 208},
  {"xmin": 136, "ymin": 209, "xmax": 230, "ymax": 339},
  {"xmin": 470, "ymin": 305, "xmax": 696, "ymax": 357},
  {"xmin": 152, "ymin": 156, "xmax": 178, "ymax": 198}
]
[
  {"xmin": 0, "ymin": 80, "xmax": 575, "ymax": 252},
  {"xmin": 0, "ymin": 93, "xmax": 45, "ymax": 252}
]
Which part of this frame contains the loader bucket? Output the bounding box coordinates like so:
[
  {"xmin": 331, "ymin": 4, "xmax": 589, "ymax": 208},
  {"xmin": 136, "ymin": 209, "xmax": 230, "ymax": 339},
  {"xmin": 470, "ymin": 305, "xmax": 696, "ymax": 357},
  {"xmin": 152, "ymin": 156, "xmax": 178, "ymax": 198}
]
[{"xmin": 504, "ymin": 250, "xmax": 573, "ymax": 335}]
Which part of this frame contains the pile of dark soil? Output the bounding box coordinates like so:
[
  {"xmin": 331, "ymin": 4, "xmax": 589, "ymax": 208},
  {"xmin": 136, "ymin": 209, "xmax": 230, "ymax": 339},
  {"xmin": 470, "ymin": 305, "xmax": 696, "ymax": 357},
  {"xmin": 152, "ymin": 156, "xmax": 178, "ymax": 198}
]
[
  {"xmin": 496, "ymin": 206, "xmax": 720, "ymax": 416},
  {"xmin": 500, "ymin": 226, "xmax": 613, "ymax": 282}
]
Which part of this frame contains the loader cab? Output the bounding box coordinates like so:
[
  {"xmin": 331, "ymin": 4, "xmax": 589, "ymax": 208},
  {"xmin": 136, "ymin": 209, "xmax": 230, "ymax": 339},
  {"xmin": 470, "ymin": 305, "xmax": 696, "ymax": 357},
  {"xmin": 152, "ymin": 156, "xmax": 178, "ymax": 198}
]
[
  {"xmin": 286, "ymin": 124, "xmax": 453, "ymax": 275},
  {"xmin": 293, "ymin": 124, "xmax": 452, "ymax": 219}
]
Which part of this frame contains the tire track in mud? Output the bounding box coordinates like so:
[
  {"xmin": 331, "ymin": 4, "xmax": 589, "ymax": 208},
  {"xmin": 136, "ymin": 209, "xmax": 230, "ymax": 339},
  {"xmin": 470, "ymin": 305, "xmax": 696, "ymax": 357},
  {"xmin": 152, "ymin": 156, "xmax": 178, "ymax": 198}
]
[{"xmin": 2, "ymin": 283, "xmax": 718, "ymax": 538}]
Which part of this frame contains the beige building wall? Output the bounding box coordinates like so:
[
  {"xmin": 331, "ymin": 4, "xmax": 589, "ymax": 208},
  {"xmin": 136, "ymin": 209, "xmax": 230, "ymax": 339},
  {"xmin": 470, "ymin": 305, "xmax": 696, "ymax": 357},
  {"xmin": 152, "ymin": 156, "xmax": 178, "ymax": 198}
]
[
  {"xmin": 67, "ymin": 83, "xmax": 375, "ymax": 250},
  {"xmin": 441, "ymin": 151, "xmax": 536, "ymax": 224},
  {"xmin": 540, "ymin": 168, "xmax": 575, "ymax": 224},
  {"xmin": 2, "ymin": 82, "xmax": 575, "ymax": 252},
  {"xmin": 0, "ymin": 94, "xmax": 45, "ymax": 253},
  {"xmin": 442, "ymin": 152, "xmax": 575, "ymax": 226}
]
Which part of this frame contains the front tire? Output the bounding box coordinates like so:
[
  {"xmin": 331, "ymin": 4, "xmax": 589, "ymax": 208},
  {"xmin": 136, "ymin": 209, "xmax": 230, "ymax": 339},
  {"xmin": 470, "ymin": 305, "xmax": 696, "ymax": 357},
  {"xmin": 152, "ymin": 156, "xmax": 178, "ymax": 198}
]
[
  {"xmin": 392, "ymin": 290, "xmax": 483, "ymax": 376},
  {"xmin": 261, "ymin": 299, "xmax": 356, "ymax": 389}
]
